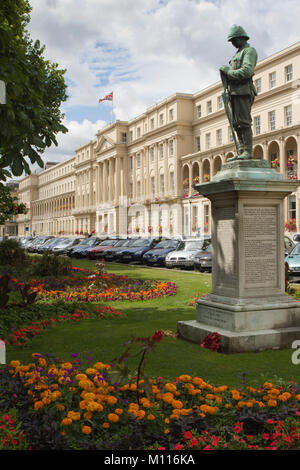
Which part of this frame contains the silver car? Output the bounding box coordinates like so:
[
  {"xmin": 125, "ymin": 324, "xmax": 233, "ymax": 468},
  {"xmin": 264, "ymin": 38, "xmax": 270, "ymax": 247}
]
[{"xmin": 165, "ymin": 238, "xmax": 211, "ymax": 269}]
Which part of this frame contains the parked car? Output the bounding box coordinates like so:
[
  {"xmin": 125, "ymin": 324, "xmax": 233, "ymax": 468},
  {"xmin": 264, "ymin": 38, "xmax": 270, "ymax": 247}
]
[
  {"xmin": 86, "ymin": 239, "xmax": 121, "ymax": 260},
  {"xmin": 20, "ymin": 237, "xmax": 34, "ymax": 248},
  {"xmin": 102, "ymin": 238, "xmax": 139, "ymax": 262},
  {"xmin": 194, "ymin": 244, "xmax": 213, "ymax": 272},
  {"xmin": 142, "ymin": 239, "xmax": 181, "ymax": 266},
  {"xmin": 285, "ymin": 242, "xmax": 300, "ymax": 279},
  {"xmin": 27, "ymin": 236, "xmax": 54, "ymax": 253},
  {"xmin": 67, "ymin": 237, "xmax": 102, "ymax": 258},
  {"xmin": 51, "ymin": 237, "xmax": 85, "ymax": 255},
  {"xmin": 118, "ymin": 237, "xmax": 168, "ymax": 264},
  {"xmin": 165, "ymin": 238, "xmax": 211, "ymax": 269},
  {"xmin": 37, "ymin": 237, "xmax": 61, "ymax": 254}
]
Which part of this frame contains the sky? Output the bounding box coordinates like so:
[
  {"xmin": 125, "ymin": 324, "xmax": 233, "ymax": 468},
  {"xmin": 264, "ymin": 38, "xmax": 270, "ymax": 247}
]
[{"xmin": 24, "ymin": 0, "xmax": 300, "ymax": 169}]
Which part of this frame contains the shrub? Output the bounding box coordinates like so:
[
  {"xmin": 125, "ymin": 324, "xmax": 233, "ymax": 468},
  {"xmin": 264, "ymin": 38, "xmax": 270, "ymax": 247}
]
[
  {"xmin": 29, "ymin": 252, "xmax": 71, "ymax": 277},
  {"xmin": 0, "ymin": 239, "xmax": 26, "ymax": 267}
]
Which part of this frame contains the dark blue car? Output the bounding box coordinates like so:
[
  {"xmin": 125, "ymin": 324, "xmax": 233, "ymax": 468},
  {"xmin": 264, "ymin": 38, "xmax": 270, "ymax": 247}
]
[
  {"xmin": 103, "ymin": 238, "xmax": 140, "ymax": 262},
  {"xmin": 67, "ymin": 237, "xmax": 102, "ymax": 258},
  {"xmin": 142, "ymin": 239, "xmax": 181, "ymax": 266},
  {"xmin": 118, "ymin": 237, "xmax": 168, "ymax": 264}
]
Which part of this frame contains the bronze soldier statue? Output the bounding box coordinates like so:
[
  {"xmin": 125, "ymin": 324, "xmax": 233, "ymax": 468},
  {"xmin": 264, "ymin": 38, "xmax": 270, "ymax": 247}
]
[{"xmin": 220, "ymin": 25, "xmax": 258, "ymax": 160}]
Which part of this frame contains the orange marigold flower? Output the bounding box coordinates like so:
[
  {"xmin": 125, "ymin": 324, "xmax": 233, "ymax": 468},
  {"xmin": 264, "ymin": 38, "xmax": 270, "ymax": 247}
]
[
  {"xmin": 108, "ymin": 413, "xmax": 119, "ymax": 423},
  {"xmin": 82, "ymin": 426, "xmax": 92, "ymax": 435},
  {"xmin": 62, "ymin": 418, "xmax": 72, "ymax": 426}
]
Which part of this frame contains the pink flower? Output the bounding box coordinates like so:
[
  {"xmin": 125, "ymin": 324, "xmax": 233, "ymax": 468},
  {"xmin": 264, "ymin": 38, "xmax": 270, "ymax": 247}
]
[
  {"xmin": 184, "ymin": 431, "xmax": 192, "ymax": 440},
  {"xmin": 233, "ymin": 422, "xmax": 243, "ymax": 433},
  {"xmin": 190, "ymin": 438, "xmax": 198, "ymax": 446},
  {"xmin": 175, "ymin": 444, "xmax": 183, "ymax": 450},
  {"xmin": 211, "ymin": 436, "xmax": 220, "ymax": 447}
]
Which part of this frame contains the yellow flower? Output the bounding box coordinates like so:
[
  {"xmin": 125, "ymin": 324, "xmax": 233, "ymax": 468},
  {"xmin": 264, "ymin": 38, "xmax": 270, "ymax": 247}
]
[
  {"xmin": 165, "ymin": 383, "xmax": 177, "ymax": 393},
  {"xmin": 147, "ymin": 414, "xmax": 155, "ymax": 421},
  {"xmin": 57, "ymin": 404, "xmax": 65, "ymax": 412},
  {"xmin": 178, "ymin": 375, "xmax": 191, "ymax": 383},
  {"xmin": 136, "ymin": 410, "xmax": 146, "ymax": 420},
  {"xmin": 103, "ymin": 422, "xmax": 110, "ymax": 429},
  {"xmin": 263, "ymin": 382, "xmax": 273, "ymax": 390},
  {"xmin": 83, "ymin": 411, "xmax": 93, "ymax": 420},
  {"xmin": 171, "ymin": 400, "xmax": 183, "ymax": 409},
  {"xmin": 106, "ymin": 395, "xmax": 118, "ymax": 405},
  {"xmin": 34, "ymin": 401, "xmax": 44, "ymax": 411},
  {"xmin": 108, "ymin": 413, "xmax": 119, "ymax": 423},
  {"xmin": 268, "ymin": 399, "xmax": 277, "ymax": 407},
  {"xmin": 115, "ymin": 408, "xmax": 123, "ymax": 415},
  {"xmin": 82, "ymin": 426, "xmax": 92, "ymax": 435},
  {"xmin": 62, "ymin": 418, "xmax": 72, "ymax": 426},
  {"xmin": 10, "ymin": 360, "xmax": 21, "ymax": 368},
  {"xmin": 67, "ymin": 411, "xmax": 81, "ymax": 421},
  {"xmin": 164, "ymin": 428, "xmax": 170, "ymax": 434}
]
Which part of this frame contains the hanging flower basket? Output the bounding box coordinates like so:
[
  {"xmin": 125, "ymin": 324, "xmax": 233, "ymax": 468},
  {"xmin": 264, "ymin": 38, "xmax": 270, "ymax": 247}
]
[
  {"xmin": 271, "ymin": 158, "xmax": 280, "ymax": 169},
  {"xmin": 285, "ymin": 218, "xmax": 297, "ymax": 232},
  {"xmin": 287, "ymin": 155, "xmax": 297, "ymax": 168}
]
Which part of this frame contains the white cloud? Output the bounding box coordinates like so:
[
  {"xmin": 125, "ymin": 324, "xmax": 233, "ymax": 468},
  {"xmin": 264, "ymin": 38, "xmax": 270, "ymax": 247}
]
[{"xmin": 24, "ymin": 0, "xmax": 300, "ymax": 163}]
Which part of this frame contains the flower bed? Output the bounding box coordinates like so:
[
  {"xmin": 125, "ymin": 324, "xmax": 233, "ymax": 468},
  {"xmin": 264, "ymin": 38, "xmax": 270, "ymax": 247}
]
[
  {"xmin": 1, "ymin": 353, "xmax": 299, "ymax": 450},
  {"xmin": 2, "ymin": 306, "xmax": 122, "ymax": 347},
  {"xmin": 8, "ymin": 267, "xmax": 178, "ymax": 303}
]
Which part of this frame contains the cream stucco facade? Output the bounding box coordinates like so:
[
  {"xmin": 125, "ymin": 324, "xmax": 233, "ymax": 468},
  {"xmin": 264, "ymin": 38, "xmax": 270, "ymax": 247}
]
[{"xmin": 16, "ymin": 41, "xmax": 300, "ymax": 238}]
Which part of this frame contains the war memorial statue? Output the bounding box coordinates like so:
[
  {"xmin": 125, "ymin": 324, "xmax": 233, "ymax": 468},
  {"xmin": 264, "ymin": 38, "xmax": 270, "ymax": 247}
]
[
  {"xmin": 219, "ymin": 25, "xmax": 258, "ymax": 161},
  {"xmin": 177, "ymin": 26, "xmax": 300, "ymax": 353}
]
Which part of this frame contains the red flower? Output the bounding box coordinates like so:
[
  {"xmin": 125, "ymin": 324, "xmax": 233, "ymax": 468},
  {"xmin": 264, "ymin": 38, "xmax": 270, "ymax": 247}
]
[{"xmin": 151, "ymin": 330, "xmax": 164, "ymax": 343}]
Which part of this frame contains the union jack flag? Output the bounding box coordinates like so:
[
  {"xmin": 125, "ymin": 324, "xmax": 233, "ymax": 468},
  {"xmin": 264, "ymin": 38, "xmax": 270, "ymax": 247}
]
[{"xmin": 99, "ymin": 92, "xmax": 113, "ymax": 103}]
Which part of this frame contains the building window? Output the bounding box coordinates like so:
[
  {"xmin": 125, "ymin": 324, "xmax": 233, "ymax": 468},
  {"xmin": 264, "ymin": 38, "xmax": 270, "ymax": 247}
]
[
  {"xmin": 269, "ymin": 110, "xmax": 276, "ymax": 131},
  {"xmin": 192, "ymin": 206, "xmax": 198, "ymax": 233},
  {"xmin": 137, "ymin": 127, "xmax": 141, "ymax": 138},
  {"xmin": 269, "ymin": 71, "xmax": 276, "ymax": 89},
  {"xmin": 207, "ymin": 100, "xmax": 212, "ymax": 114},
  {"xmin": 228, "ymin": 126, "xmax": 234, "ymax": 143},
  {"xmin": 204, "ymin": 204, "xmax": 210, "ymax": 233},
  {"xmin": 255, "ymin": 77, "xmax": 262, "ymax": 94},
  {"xmin": 285, "ymin": 105, "xmax": 292, "ymax": 126},
  {"xmin": 151, "ymin": 176, "xmax": 155, "ymax": 197},
  {"xmin": 150, "ymin": 147, "xmax": 155, "ymax": 163},
  {"xmin": 159, "ymin": 113, "xmax": 164, "ymax": 125},
  {"xmin": 217, "ymin": 95, "xmax": 224, "ymax": 110},
  {"xmin": 288, "ymin": 195, "xmax": 296, "ymax": 220},
  {"xmin": 129, "ymin": 182, "xmax": 133, "ymax": 198},
  {"xmin": 160, "ymin": 174, "xmax": 165, "ymax": 194},
  {"xmin": 169, "ymin": 139, "xmax": 174, "ymax": 157},
  {"xmin": 150, "ymin": 118, "xmax": 154, "ymax": 130},
  {"xmin": 285, "ymin": 64, "xmax": 293, "ymax": 82},
  {"xmin": 137, "ymin": 181, "xmax": 141, "ymax": 198},
  {"xmin": 136, "ymin": 154, "xmax": 141, "ymax": 168},
  {"xmin": 129, "ymin": 130, "xmax": 133, "ymax": 142},
  {"xmin": 129, "ymin": 156, "xmax": 133, "ymax": 170},
  {"xmin": 169, "ymin": 108, "xmax": 174, "ymax": 121},
  {"xmin": 170, "ymin": 171, "xmax": 175, "ymax": 193},
  {"xmin": 216, "ymin": 129, "xmax": 222, "ymax": 146},
  {"xmin": 195, "ymin": 136, "xmax": 201, "ymax": 152},
  {"xmin": 205, "ymin": 133, "xmax": 211, "ymax": 150},
  {"xmin": 159, "ymin": 143, "xmax": 164, "ymax": 159},
  {"xmin": 196, "ymin": 104, "xmax": 202, "ymax": 118},
  {"xmin": 254, "ymin": 115, "xmax": 261, "ymax": 135}
]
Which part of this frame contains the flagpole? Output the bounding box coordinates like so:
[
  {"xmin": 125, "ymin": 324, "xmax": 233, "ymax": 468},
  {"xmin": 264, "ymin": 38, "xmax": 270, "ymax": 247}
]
[{"xmin": 111, "ymin": 93, "xmax": 114, "ymax": 124}]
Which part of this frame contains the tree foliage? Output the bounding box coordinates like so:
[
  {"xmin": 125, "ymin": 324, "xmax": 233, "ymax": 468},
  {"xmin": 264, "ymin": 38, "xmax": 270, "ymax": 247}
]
[
  {"xmin": 0, "ymin": 184, "xmax": 28, "ymax": 225},
  {"xmin": 0, "ymin": 0, "xmax": 68, "ymax": 181}
]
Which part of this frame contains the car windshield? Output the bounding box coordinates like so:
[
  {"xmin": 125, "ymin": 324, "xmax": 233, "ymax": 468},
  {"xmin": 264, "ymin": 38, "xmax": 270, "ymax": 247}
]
[
  {"xmin": 54, "ymin": 238, "xmax": 73, "ymax": 247},
  {"xmin": 78, "ymin": 238, "xmax": 98, "ymax": 246},
  {"xmin": 99, "ymin": 240, "xmax": 118, "ymax": 246},
  {"xmin": 291, "ymin": 243, "xmax": 300, "ymax": 255},
  {"xmin": 114, "ymin": 239, "xmax": 129, "ymax": 247},
  {"xmin": 293, "ymin": 235, "xmax": 300, "ymax": 242},
  {"xmin": 131, "ymin": 239, "xmax": 151, "ymax": 247},
  {"xmin": 181, "ymin": 240, "xmax": 207, "ymax": 250},
  {"xmin": 154, "ymin": 240, "xmax": 178, "ymax": 249}
]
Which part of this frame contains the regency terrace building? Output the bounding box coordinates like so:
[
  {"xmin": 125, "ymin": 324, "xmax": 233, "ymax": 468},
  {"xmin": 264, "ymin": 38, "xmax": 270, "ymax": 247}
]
[{"xmin": 16, "ymin": 41, "xmax": 300, "ymax": 239}]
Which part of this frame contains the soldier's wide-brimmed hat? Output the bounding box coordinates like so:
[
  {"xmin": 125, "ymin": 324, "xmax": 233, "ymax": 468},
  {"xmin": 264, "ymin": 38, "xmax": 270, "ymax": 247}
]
[{"xmin": 227, "ymin": 24, "xmax": 250, "ymax": 41}]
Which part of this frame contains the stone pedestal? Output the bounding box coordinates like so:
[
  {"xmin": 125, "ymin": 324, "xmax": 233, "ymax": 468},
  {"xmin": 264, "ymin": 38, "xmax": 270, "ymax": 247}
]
[{"xmin": 177, "ymin": 160, "xmax": 300, "ymax": 353}]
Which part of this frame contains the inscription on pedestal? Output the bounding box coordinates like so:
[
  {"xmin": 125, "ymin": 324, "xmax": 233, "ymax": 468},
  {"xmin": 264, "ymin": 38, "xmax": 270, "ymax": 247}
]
[
  {"xmin": 215, "ymin": 206, "xmax": 236, "ymax": 287},
  {"xmin": 244, "ymin": 206, "xmax": 278, "ymax": 288}
]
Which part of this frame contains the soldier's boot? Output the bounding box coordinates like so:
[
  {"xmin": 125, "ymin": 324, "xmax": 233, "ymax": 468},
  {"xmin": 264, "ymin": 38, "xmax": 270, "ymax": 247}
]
[
  {"xmin": 237, "ymin": 127, "xmax": 253, "ymax": 160},
  {"xmin": 227, "ymin": 128, "xmax": 244, "ymax": 161}
]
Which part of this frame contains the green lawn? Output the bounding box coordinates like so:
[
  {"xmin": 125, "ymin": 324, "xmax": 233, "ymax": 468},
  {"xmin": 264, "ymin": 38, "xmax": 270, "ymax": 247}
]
[{"xmin": 6, "ymin": 259, "xmax": 300, "ymax": 387}]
